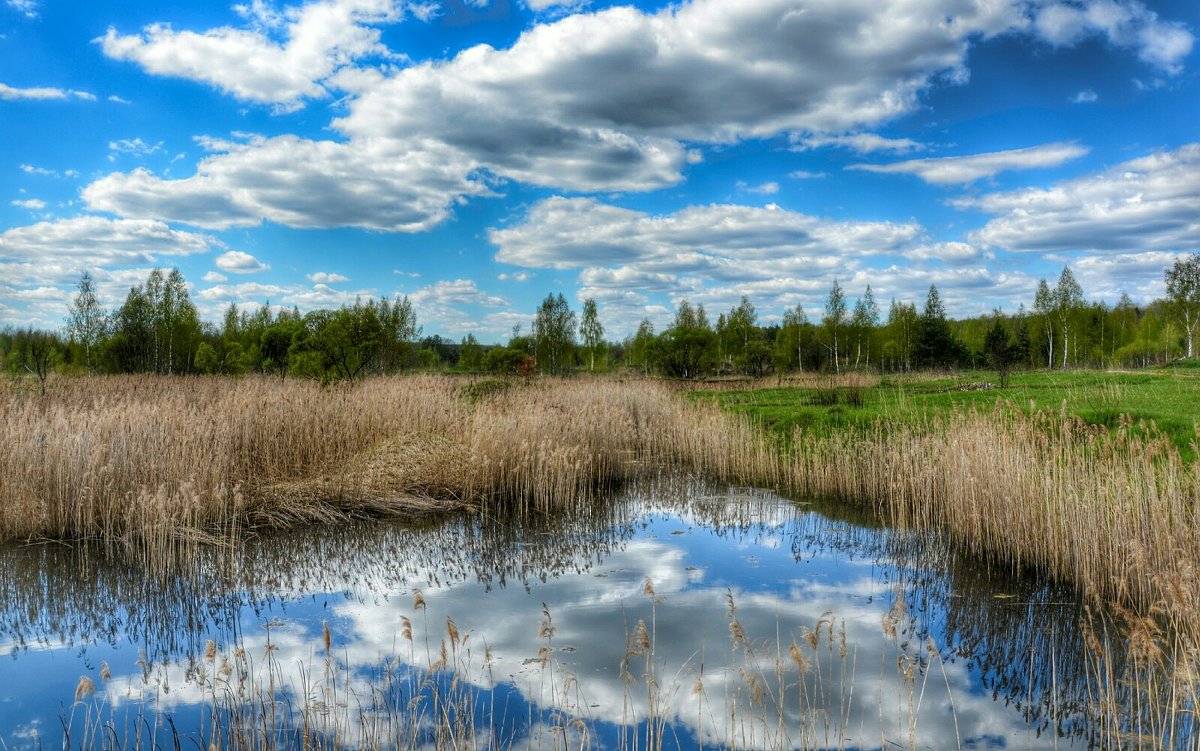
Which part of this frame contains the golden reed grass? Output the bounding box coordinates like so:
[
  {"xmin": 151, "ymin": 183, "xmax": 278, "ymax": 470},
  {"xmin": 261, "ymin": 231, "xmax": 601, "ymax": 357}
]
[{"xmin": 0, "ymin": 374, "xmax": 778, "ymax": 549}]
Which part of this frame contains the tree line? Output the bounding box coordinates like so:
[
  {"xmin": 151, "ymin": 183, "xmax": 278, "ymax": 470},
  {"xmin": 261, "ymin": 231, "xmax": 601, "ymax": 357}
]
[{"xmin": 2, "ymin": 254, "xmax": 1199, "ymax": 386}]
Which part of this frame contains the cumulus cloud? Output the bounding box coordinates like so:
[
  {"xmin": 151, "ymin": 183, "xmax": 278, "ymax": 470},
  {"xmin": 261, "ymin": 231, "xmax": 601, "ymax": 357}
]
[
  {"xmin": 490, "ymin": 197, "xmax": 923, "ymax": 271},
  {"xmin": 10, "ymin": 198, "xmax": 46, "ymax": 210},
  {"xmin": 792, "ymin": 132, "xmax": 924, "ymax": 154},
  {"xmin": 1071, "ymin": 88, "xmax": 1098, "ymax": 103},
  {"xmin": 202, "ymin": 271, "xmax": 228, "ymax": 282},
  {"xmin": 964, "ymin": 143, "xmax": 1200, "ymax": 253},
  {"xmin": 0, "ymin": 82, "xmax": 94, "ymax": 101},
  {"xmin": 407, "ymin": 278, "xmax": 508, "ymax": 308},
  {"xmin": 1032, "ymin": 0, "xmax": 1194, "ymax": 74},
  {"xmin": 83, "ymin": 0, "xmax": 1195, "ymax": 234},
  {"xmin": 1070, "ymin": 250, "xmax": 1182, "ymax": 302},
  {"xmin": 308, "ymin": 271, "xmax": 349, "ymax": 283},
  {"xmin": 904, "ymin": 241, "xmax": 989, "ymax": 263},
  {"xmin": 850, "ymin": 141, "xmax": 1089, "ymax": 184},
  {"xmin": 84, "ymin": 135, "xmax": 492, "ymax": 232},
  {"xmin": 215, "ymin": 249, "xmax": 270, "ymax": 273},
  {"xmin": 99, "ymin": 0, "xmax": 414, "ymax": 112},
  {"xmin": 0, "ymin": 216, "xmax": 215, "ymax": 266}
]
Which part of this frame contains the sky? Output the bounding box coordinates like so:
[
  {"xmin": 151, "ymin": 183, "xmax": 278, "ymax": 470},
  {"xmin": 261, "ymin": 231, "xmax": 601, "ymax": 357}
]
[{"xmin": 1, "ymin": 0, "xmax": 1198, "ymax": 341}]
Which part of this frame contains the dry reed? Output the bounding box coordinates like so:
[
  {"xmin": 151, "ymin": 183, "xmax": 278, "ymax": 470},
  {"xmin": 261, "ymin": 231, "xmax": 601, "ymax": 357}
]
[{"xmin": 0, "ymin": 374, "xmax": 779, "ymax": 551}]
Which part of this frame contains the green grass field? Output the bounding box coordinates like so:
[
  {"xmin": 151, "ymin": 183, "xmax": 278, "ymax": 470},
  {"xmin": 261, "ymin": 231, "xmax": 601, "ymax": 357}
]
[{"xmin": 698, "ymin": 366, "xmax": 1200, "ymax": 460}]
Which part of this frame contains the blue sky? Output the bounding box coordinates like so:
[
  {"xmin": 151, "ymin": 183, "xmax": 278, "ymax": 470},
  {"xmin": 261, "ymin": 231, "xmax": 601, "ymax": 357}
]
[{"xmin": 1, "ymin": 0, "xmax": 1197, "ymax": 341}]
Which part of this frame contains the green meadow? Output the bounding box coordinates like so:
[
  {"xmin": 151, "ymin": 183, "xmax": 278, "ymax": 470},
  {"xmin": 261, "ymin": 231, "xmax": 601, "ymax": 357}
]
[{"xmin": 699, "ymin": 366, "xmax": 1200, "ymax": 460}]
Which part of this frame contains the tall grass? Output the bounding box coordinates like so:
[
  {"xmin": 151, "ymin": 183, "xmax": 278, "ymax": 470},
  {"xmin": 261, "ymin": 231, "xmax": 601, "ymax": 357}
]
[{"xmin": 0, "ymin": 375, "xmax": 778, "ymax": 550}]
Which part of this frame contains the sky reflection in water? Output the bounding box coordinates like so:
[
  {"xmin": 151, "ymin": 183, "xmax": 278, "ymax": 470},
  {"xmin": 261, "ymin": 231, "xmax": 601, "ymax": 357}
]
[{"xmin": 0, "ymin": 479, "xmax": 1095, "ymax": 749}]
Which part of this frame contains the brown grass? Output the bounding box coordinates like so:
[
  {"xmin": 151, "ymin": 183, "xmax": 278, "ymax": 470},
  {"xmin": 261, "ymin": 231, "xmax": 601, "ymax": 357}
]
[{"xmin": 0, "ymin": 374, "xmax": 779, "ymax": 550}]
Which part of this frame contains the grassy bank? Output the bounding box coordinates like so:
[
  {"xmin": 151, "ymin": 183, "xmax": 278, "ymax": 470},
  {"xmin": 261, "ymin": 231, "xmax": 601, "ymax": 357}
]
[{"xmin": 700, "ymin": 368, "xmax": 1200, "ymax": 459}]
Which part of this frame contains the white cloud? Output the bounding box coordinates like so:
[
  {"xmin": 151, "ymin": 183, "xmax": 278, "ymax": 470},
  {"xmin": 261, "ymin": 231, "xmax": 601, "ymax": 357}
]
[
  {"xmin": 109, "ymin": 138, "xmax": 164, "ymax": 158},
  {"xmin": 1070, "ymin": 89, "xmax": 1098, "ymax": 104},
  {"xmin": 904, "ymin": 241, "xmax": 989, "ymax": 264},
  {"xmin": 108, "ymin": 94, "xmax": 132, "ymax": 104},
  {"xmin": 6, "ymin": 0, "xmax": 37, "ymax": 18},
  {"xmin": 308, "ymin": 271, "xmax": 349, "ymax": 283},
  {"xmin": 0, "ymin": 82, "xmax": 94, "ymax": 101},
  {"xmin": 792, "ymin": 133, "xmax": 923, "ymax": 154},
  {"xmin": 964, "ymin": 143, "xmax": 1200, "ymax": 254},
  {"xmin": 1070, "ymin": 250, "xmax": 1182, "ymax": 302},
  {"xmin": 497, "ymin": 272, "xmax": 532, "ymax": 282},
  {"xmin": 99, "ymin": 0, "xmax": 413, "ymax": 112},
  {"xmin": 0, "ymin": 216, "xmax": 215, "ymax": 267},
  {"xmin": 10, "ymin": 198, "xmax": 45, "ymax": 210},
  {"xmin": 407, "ymin": 278, "xmax": 508, "ymax": 308},
  {"xmin": 81, "ymin": 0, "xmax": 1195, "ymax": 234},
  {"xmin": 787, "ymin": 170, "xmax": 827, "ymax": 180},
  {"xmin": 1033, "ymin": 0, "xmax": 1194, "ymax": 74},
  {"xmin": 850, "ymin": 141, "xmax": 1089, "ymax": 184},
  {"xmin": 83, "ymin": 135, "xmax": 491, "ymax": 232},
  {"xmin": 202, "ymin": 271, "xmax": 228, "ymax": 282},
  {"xmin": 215, "ymin": 249, "xmax": 270, "ymax": 273},
  {"xmin": 491, "ymin": 197, "xmax": 923, "ymax": 272},
  {"xmin": 736, "ymin": 181, "xmax": 780, "ymax": 195}
]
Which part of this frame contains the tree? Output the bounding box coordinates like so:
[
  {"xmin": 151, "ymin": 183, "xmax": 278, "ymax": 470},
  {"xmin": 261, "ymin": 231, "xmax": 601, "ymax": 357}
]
[
  {"xmin": 260, "ymin": 319, "xmax": 304, "ymax": 379},
  {"xmin": 579, "ymin": 298, "xmax": 605, "ymax": 371},
  {"xmin": 658, "ymin": 299, "xmax": 717, "ymax": 378},
  {"xmin": 850, "ymin": 285, "xmax": 879, "ymax": 369},
  {"xmin": 302, "ymin": 302, "xmax": 385, "ymax": 380},
  {"xmin": 882, "ymin": 299, "xmax": 917, "ymax": 372},
  {"xmin": 532, "ymin": 293, "xmax": 576, "ymax": 375},
  {"xmin": 914, "ymin": 285, "xmax": 964, "ymax": 369},
  {"xmin": 719, "ymin": 296, "xmax": 757, "ymax": 373},
  {"xmin": 12, "ymin": 328, "xmax": 60, "ymax": 395},
  {"xmin": 774, "ymin": 304, "xmax": 808, "ymax": 372},
  {"xmin": 459, "ymin": 333, "xmax": 483, "ymax": 371},
  {"xmin": 822, "ymin": 280, "xmax": 846, "ymax": 373},
  {"xmin": 65, "ymin": 272, "xmax": 107, "ymax": 372},
  {"xmin": 982, "ymin": 312, "xmax": 1014, "ymax": 387},
  {"xmin": 1165, "ymin": 253, "xmax": 1200, "ymax": 358},
  {"xmin": 1053, "ymin": 266, "xmax": 1084, "ymax": 369},
  {"xmin": 1033, "ymin": 279, "xmax": 1054, "ymax": 368},
  {"xmin": 195, "ymin": 342, "xmax": 220, "ymax": 375},
  {"xmin": 374, "ymin": 296, "xmax": 421, "ymax": 371},
  {"xmin": 628, "ymin": 318, "xmax": 656, "ymax": 375}
]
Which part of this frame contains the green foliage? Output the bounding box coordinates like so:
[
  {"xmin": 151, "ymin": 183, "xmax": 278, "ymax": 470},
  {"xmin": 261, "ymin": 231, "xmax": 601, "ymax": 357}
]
[
  {"xmin": 913, "ymin": 285, "xmax": 966, "ymax": 368},
  {"xmin": 459, "ymin": 333, "xmax": 484, "ymax": 372},
  {"xmin": 1165, "ymin": 252, "xmax": 1200, "ymax": 358},
  {"xmin": 533, "ymin": 293, "xmax": 576, "ymax": 375},
  {"xmin": 656, "ymin": 300, "xmax": 717, "ymax": 378},
  {"xmin": 484, "ymin": 346, "xmax": 535, "ymax": 376},
  {"xmin": 982, "ymin": 314, "xmax": 1014, "ymax": 387},
  {"xmin": 579, "ymin": 297, "xmax": 605, "ymax": 371},
  {"xmin": 195, "ymin": 342, "xmax": 220, "ymax": 375}
]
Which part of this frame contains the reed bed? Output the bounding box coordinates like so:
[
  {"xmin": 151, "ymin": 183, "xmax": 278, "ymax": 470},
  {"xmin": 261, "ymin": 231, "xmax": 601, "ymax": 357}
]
[
  {"xmin": 785, "ymin": 407, "xmax": 1200, "ymax": 632},
  {"xmin": 0, "ymin": 374, "xmax": 778, "ymax": 550}
]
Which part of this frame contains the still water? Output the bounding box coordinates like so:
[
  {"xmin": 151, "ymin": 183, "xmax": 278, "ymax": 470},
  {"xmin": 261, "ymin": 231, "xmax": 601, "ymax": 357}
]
[{"xmin": 0, "ymin": 477, "xmax": 1109, "ymax": 749}]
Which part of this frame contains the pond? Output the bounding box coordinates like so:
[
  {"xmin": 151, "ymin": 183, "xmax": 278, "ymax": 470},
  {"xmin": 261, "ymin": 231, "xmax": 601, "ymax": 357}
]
[{"xmin": 0, "ymin": 476, "xmax": 1128, "ymax": 749}]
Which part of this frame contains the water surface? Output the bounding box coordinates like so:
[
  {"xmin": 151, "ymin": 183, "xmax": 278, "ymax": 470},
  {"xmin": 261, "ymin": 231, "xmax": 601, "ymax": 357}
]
[{"xmin": 0, "ymin": 478, "xmax": 1107, "ymax": 749}]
